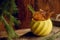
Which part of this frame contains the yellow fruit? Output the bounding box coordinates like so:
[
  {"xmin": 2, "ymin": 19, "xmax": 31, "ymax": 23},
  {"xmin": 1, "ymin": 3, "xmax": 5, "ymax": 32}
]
[{"xmin": 31, "ymin": 18, "xmax": 53, "ymax": 36}]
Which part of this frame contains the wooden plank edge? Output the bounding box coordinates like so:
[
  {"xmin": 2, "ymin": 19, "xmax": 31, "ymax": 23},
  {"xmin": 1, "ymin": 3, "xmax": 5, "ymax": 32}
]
[{"xmin": 0, "ymin": 29, "xmax": 31, "ymax": 38}]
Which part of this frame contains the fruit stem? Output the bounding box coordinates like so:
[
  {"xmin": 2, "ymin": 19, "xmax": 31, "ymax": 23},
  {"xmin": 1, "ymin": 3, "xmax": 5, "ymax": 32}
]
[{"xmin": 28, "ymin": 5, "xmax": 35, "ymax": 14}]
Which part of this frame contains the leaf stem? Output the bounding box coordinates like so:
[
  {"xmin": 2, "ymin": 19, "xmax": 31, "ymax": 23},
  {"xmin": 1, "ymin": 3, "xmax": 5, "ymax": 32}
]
[
  {"xmin": 28, "ymin": 5, "xmax": 35, "ymax": 14},
  {"xmin": 1, "ymin": 16, "xmax": 18, "ymax": 40}
]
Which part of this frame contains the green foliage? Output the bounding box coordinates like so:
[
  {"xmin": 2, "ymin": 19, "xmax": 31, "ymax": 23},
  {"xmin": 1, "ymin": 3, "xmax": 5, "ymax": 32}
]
[{"xmin": 0, "ymin": 0, "xmax": 19, "ymax": 40}]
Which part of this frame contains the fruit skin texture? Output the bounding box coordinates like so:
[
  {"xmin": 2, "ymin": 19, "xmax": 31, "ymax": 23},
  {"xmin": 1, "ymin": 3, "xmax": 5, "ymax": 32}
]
[{"xmin": 31, "ymin": 18, "xmax": 53, "ymax": 36}]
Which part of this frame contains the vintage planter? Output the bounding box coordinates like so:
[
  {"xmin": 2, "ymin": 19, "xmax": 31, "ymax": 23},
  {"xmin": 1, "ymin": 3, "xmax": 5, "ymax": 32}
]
[{"xmin": 31, "ymin": 18, "xmax": 53, "ymax": 36}]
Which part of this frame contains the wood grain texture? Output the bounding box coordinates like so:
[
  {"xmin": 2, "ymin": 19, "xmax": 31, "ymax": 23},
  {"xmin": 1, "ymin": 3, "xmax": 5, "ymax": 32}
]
[
  {"xmin": 1, "ymin": 26, "xmax": 60, "ymax": 40},
  {"xmin": 0, "ymin": 29, "xmax": 30, "ymax": 38},
  {"xmin": 13, "ymin": 26, "xmax": 60, "ymax": 40},
  {"xmin": 0, "ymin": 0, "xmax": 60, "ymax": 30},
  {"xmin": 17, "ymin": 0, "xmax": 34, "ymax": 29},
  {"xmin": 17, "ymin": 0, "xmax": 60, "ymax": 29}
]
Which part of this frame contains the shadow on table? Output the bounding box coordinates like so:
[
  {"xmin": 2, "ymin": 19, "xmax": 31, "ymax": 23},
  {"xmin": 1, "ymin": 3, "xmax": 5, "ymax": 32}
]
[
  {"xmin": 21, "ymin": 32, "xmax": 41, "ymax": 37},
  {"xmin": 0, "ymin": 32, "xmax": 41, "ymax": 40}
]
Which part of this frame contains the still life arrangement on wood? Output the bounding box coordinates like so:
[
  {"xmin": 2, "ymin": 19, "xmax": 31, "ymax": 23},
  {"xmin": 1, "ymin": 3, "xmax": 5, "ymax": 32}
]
[
  {"xmin": 28, "ymin": 5, "xmax": 53, "ymax": 36},
  {"xmin": 0, "ymin": 0, "xmax": 60, "ymax": 40}
]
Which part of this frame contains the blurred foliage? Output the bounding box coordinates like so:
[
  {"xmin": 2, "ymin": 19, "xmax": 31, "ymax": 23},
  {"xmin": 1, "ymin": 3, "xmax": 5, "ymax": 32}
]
[{"xmin": 0, "ymin": 0, "xmax": 19, "ymax": 40}]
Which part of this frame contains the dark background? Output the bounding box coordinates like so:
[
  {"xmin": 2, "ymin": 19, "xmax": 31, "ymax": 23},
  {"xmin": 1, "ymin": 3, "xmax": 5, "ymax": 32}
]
[
  {"xmin": 0, "ymin": 0, "xmax": 60, "ymax": 30},
  {"xmin": 17, "ymin": 0, "xmax": 60, "ymax": 29}
]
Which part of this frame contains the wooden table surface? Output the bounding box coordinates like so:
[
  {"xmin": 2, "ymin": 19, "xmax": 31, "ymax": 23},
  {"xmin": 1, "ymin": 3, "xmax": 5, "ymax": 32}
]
[
  {"xmin": 19, "ymin": 26, "xmax": 60, "ymax": 40},
  {"xmin": 0, "ymin": 26, "xmax": 60, "ymax": 40}
]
